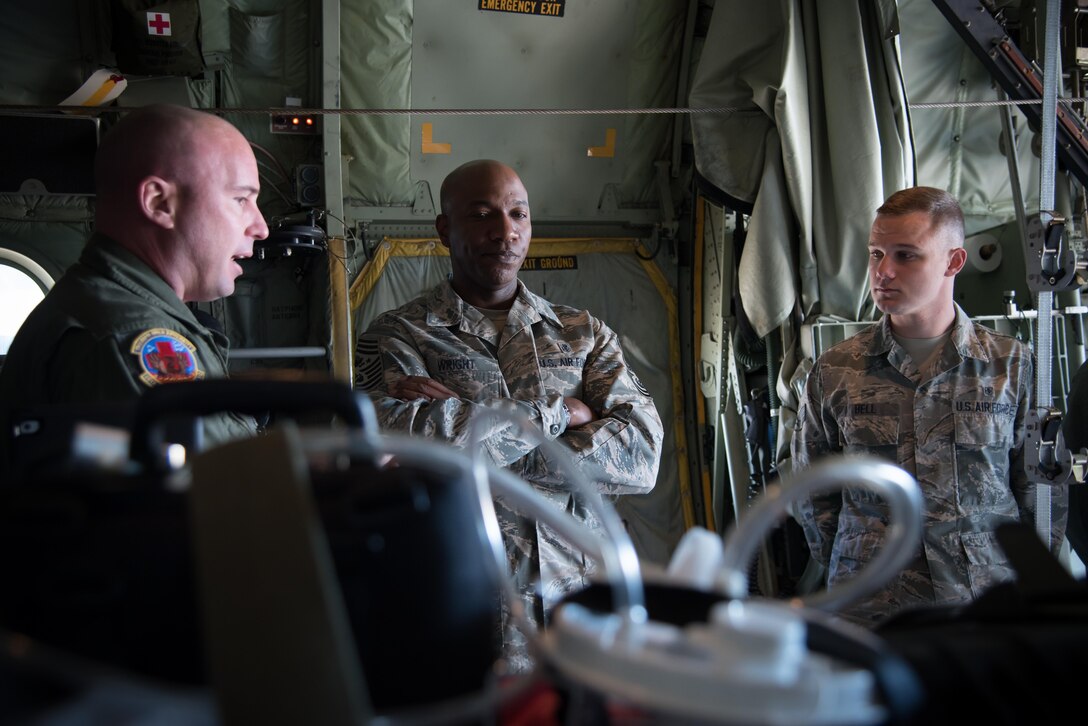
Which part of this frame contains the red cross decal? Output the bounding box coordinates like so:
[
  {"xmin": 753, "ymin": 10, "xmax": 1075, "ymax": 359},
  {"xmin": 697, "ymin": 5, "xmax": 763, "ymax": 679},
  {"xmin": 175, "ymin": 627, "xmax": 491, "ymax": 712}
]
[
  {"xmin": 147, "ymin": 13, "xmax": 171, "ymax": 36},
  {"xmin": 155, "ymin": 340, "xmax": 190, "ymax": 375},
  {"xmin": 131, "ymin": 329, "xmax": 202, "ymax": 385}
]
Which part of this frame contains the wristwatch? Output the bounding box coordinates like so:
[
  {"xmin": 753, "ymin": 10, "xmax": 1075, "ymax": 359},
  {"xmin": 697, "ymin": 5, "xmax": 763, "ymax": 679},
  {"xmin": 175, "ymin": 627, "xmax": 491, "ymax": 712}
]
[{"xmin": 561, "ymin": 402, "xmax": 572, "ymax": 429}]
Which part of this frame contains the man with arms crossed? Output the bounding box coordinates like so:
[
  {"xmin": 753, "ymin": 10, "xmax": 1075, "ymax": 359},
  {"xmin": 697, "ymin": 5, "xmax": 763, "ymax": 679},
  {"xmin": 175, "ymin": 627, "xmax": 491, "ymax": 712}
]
[{"xmin": 355, "ymin": 159, "xmax": 663, "ymax": 667}]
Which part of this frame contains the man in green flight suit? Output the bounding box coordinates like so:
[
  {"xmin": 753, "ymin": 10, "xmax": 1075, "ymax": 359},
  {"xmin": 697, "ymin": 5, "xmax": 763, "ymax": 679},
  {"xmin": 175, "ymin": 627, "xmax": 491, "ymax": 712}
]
[
  {"xmin": 0, "ymin": 104, "xmax": 269, "ymax": 473},
  {"xmin": 355, "ymin": 159, "xmax": 664, "ymax": 670}
]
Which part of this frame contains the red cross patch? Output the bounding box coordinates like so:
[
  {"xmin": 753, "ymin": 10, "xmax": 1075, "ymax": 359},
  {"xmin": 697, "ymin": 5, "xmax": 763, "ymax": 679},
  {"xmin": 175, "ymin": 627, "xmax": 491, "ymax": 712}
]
[
  {"xmin": 131, "ymin": 328, "xmax": 204, "ymax": 386},
  {"xmin": 147, "ymin": 12, "xmax": 172, "ymax": 36}
]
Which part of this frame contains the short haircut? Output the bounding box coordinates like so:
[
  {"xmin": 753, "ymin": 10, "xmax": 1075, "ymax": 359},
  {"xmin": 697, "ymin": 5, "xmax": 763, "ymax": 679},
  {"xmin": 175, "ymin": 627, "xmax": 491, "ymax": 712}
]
[
  {"xmin": 94, "ymin": 104, "xmax": 236, "ymax": 207},
  {"xmin": 439, "ymin": 159, "xmax": 510, "ymax": 216},
  {"xmin": 876, "ymin": 186, "xmax": 965, "ymax": 247}
]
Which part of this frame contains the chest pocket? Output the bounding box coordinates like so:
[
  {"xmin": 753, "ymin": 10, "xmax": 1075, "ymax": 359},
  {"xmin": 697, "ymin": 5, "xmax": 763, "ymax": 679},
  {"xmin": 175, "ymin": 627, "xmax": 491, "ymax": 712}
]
[
  {"xmin": 840, "ymin": 413, "xmax": 899, "ymax": 463},
  {"xmin": 535, "ymin": 354, "xmax": 587, "ymax": 396},
  {"xmin": 953, "ymin": 411, "xmax": 1016, "ymax": 510}
]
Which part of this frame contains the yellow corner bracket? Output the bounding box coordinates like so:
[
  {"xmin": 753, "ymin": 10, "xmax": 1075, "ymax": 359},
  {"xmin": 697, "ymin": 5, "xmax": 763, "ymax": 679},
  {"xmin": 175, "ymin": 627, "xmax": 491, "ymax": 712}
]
[
  {"xmin": 587, "ymin": 128, "xmax": 616, "ymax": 158},
  {"xmin": 422, "ymin": 123, "xmax": 452, "ymax": 155}
]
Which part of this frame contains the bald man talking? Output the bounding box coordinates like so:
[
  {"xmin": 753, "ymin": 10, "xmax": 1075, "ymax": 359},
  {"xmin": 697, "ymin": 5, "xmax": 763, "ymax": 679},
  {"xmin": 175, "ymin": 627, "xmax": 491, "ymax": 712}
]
[{"xmin": 0, "ymin": 104, "xmax": 269, "ymax": 470}]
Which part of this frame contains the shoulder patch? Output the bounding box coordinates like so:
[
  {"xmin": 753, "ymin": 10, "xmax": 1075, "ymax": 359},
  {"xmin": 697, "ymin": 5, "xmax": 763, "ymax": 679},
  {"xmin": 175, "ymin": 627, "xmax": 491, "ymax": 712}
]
[
  {"xmin": 355, "ymin": 336, "xmax": 383, "ymax": 391},
  {"xmin": 130, "ymin": 328, "xmax": 205, "ymax": 386}
]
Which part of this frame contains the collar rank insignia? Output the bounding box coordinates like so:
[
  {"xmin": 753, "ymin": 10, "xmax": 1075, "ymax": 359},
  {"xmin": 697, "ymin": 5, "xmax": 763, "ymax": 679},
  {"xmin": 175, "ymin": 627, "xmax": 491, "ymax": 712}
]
[{"xmin": 131, "ymin": 328, "xmax": 205, "ymax": 386}]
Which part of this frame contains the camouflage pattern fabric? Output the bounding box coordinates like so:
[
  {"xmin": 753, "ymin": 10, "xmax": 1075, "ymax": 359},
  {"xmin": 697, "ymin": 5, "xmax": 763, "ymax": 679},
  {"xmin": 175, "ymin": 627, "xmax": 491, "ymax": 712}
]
[
  {"xmin": 1062, "ymin": 361, "xmax": 1088, "ymax": 562},
  {"xmin": 791, "ymin": 304, "xmax": 1068, "ymax": 625},
  {"xmin": 355, "ymin": 278, "xmax": 664, "ymax": 668}
]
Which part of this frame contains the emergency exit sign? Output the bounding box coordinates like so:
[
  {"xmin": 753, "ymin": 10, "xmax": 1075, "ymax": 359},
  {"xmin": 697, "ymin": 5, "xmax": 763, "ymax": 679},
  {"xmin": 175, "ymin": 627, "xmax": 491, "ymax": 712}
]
[{"xmin": 479, "ymin": 0, "xmax": 565, "ymax": 18}]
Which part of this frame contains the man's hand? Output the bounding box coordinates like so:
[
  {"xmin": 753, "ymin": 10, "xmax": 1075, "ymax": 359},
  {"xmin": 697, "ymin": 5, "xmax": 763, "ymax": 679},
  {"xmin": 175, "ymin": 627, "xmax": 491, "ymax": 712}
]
[
  {"xmin": 563, "ymin": 396, "xmax": 596, "ymax": 427},
  {"xmin": 389, "ymin": 375, "xmax": 458, "ymax": 401}
]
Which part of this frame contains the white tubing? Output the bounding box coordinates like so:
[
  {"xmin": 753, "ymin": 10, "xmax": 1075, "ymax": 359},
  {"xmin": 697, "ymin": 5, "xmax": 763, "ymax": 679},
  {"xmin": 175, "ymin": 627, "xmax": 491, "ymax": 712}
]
[{"xmin": 719, "ymin": 456, "xmax": 923, "ymax": 612}]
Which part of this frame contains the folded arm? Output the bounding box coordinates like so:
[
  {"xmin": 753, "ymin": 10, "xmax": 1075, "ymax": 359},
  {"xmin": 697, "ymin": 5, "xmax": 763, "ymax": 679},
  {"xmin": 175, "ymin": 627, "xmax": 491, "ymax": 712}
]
[
  {"xmin": 522, "ymin": 320, "xmax": 664, "ymax": 496},
  {"xmin": 359, "ymin": 331, "xmax": 568, "ymax": 467}
]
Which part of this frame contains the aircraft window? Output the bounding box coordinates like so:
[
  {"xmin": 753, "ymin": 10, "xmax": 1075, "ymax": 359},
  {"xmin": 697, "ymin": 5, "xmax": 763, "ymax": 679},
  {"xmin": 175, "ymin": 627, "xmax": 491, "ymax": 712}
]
[{"xmin": 0, "ymin": 262, "xmax": 48, "ymax": 355}]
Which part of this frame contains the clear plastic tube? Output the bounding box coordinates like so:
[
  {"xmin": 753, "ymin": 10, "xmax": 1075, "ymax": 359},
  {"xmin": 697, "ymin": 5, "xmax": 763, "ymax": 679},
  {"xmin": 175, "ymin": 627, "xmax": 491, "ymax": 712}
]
[{"xmin": 719, "ymin": 455, "xmax": 923, "ymax": 612}]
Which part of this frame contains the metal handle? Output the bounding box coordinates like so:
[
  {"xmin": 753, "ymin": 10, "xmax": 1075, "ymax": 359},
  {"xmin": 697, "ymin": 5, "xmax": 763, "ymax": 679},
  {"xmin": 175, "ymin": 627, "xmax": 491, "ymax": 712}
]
[{"xmin": 130, "ymin": 379, "xmax": 377, "ymax": 469}]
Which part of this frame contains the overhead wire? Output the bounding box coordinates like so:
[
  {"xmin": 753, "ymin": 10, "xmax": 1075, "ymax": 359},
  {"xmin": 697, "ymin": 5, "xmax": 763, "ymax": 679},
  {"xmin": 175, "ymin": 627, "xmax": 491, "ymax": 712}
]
[{"xmin": 3, "ymin": 97, "xmax": 1085, "ymax": 117}]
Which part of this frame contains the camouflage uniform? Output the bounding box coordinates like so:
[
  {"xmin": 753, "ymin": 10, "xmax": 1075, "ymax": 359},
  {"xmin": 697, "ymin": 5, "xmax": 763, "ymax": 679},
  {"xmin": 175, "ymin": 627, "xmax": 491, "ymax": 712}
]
[
  {"xmin": 355, "ymin": 278, "xmax": 663, "ymax": 665},
  {"xmin": 791, "ymin": 304, "xmax": 1067, "ymax": 624},
  {"xmin": 1062, "ymin": 361, "xmax": 1088, "ymax": 562}
]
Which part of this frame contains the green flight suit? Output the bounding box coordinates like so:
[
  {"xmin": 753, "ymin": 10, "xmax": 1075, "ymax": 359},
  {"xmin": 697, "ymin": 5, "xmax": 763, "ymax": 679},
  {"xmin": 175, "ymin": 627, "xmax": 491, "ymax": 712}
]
[{"xmin": 0, "ymin": 233, "xmax": 256, "ymax": 473}]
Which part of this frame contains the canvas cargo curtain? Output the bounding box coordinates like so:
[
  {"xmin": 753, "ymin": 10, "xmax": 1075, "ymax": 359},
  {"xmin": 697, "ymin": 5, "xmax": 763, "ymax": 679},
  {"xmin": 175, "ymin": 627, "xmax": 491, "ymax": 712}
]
[
  {"xmin": 689, "ymin": 0, "xmax": 914, "ymax": 335},
  {"xmin": 688, "ymin": 0, "xmax": 915, "ymax": 473}
]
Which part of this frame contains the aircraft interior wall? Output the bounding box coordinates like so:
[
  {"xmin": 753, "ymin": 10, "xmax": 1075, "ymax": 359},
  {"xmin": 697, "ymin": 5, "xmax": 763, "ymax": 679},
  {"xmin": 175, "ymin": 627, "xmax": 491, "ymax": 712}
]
[
  {"xmin": 3, "ymin": 0, "xmax": 1088, "ymax": 722},
  {"xmin": 896, "ymin": 0, "xmax": 1087, "ymax": 400},
  {"xmin": 0, "ymin": 0, "xmax": 694, "ymax": 413},
  {"xmin": 1, "ymin": 0, "xmax": 1084, "ymax": 560}
]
